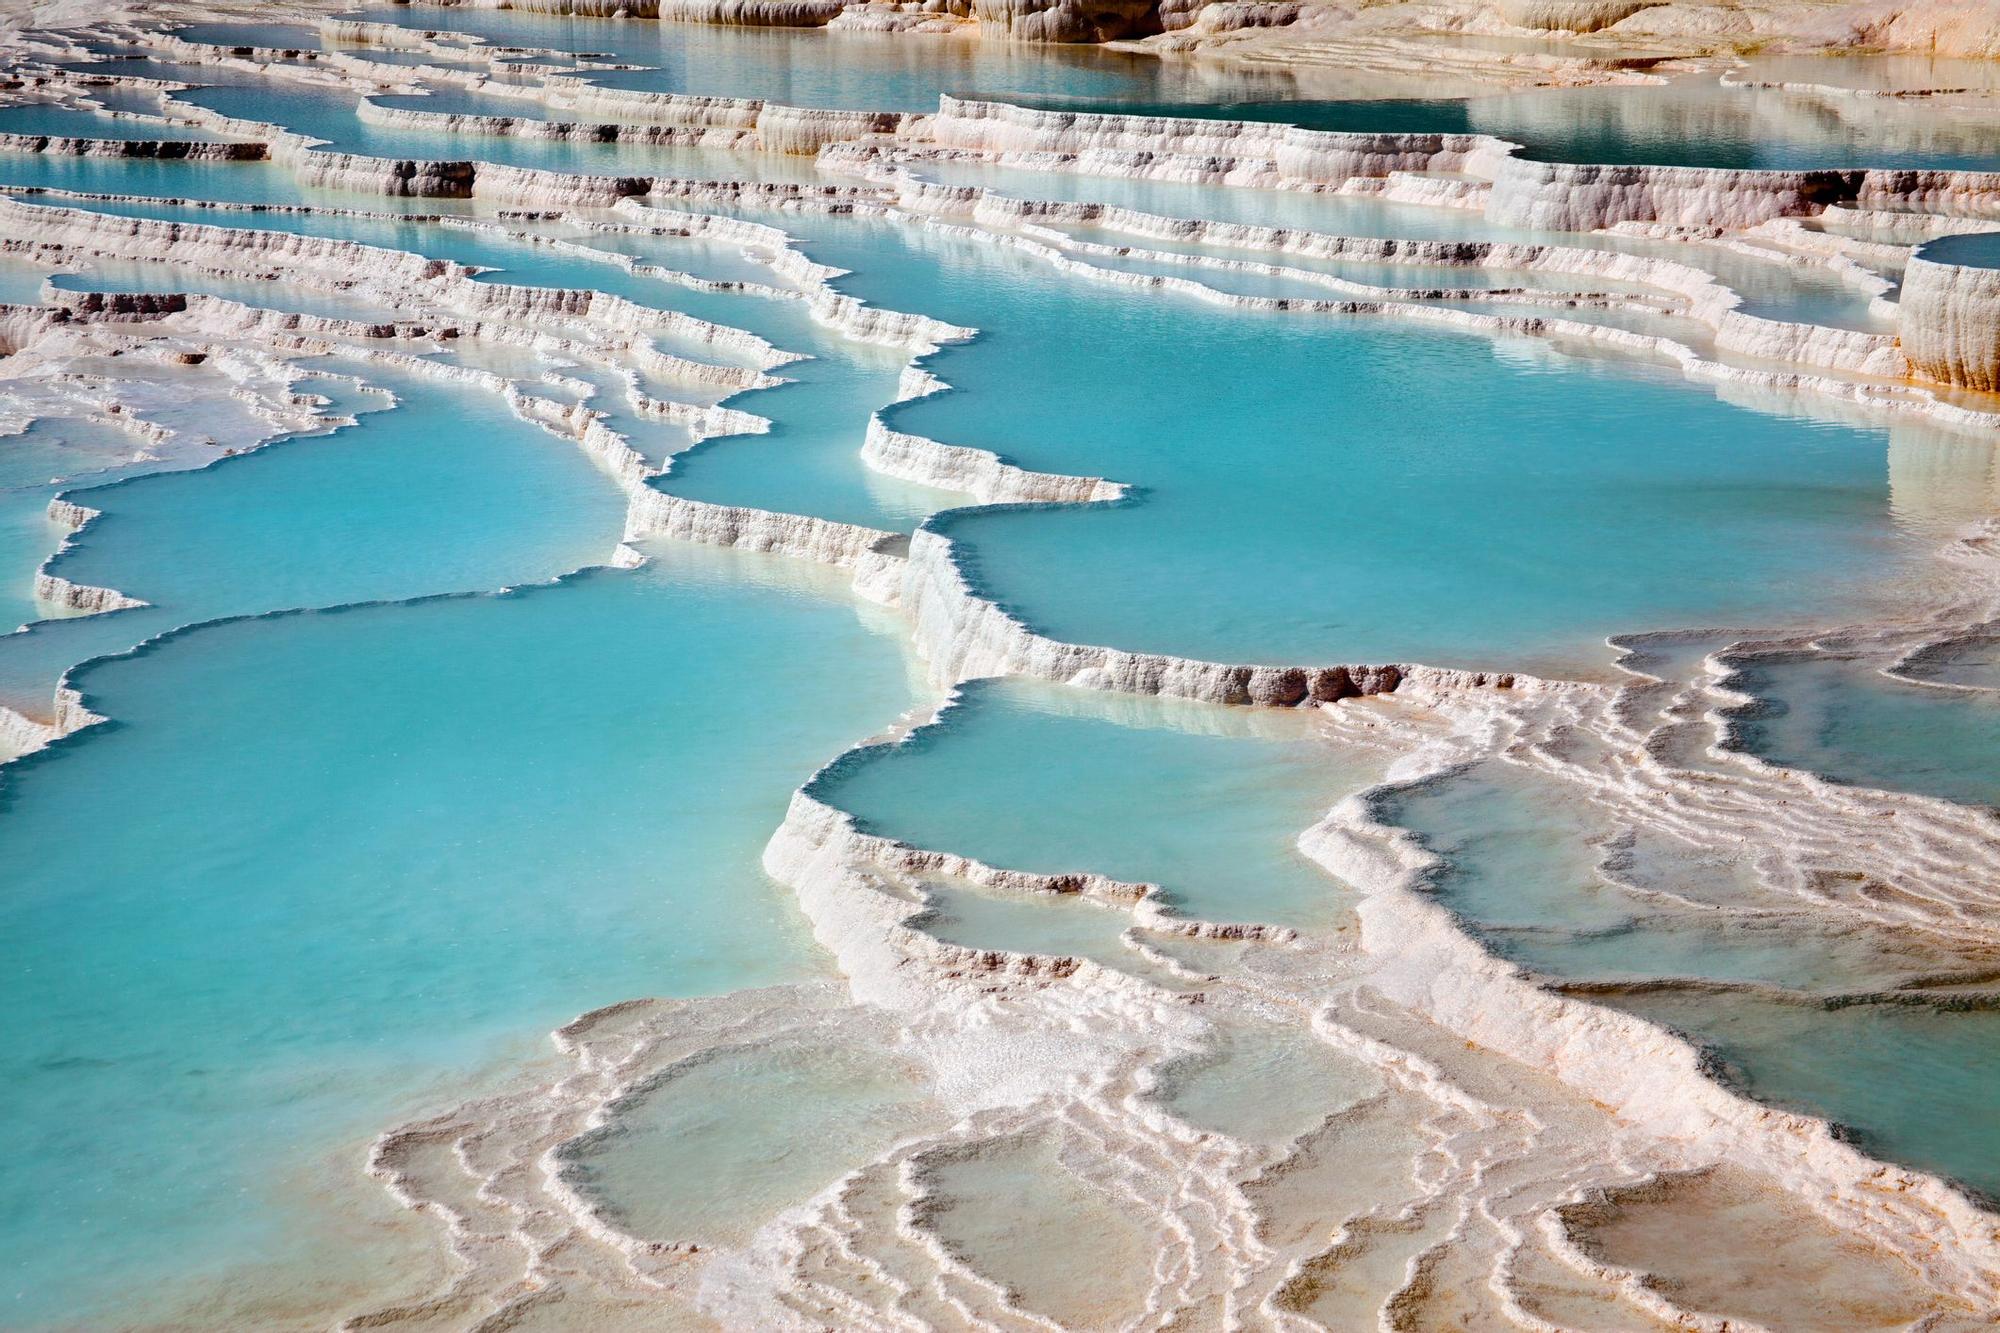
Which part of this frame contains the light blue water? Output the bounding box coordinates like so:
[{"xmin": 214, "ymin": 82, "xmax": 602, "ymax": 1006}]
[
  {"xmin": 1898, "ymin": 632, "xmax": 2000, "ymax": 690},
  {"xmin": 375, "ymin": 88, "xmax": 568, "ymax": 120},
  {"xmin": 6, "ymin": 22, "xmax": 1999, "ymax": 1321},
  {"xmin": 0, "ymin": 414, "xmax": 145, "ymax": 492},
  {"xmin": 3, "ymin": 194, "xmax": 761, "ymax": 364},
  {"xmin": 0, "ymin": 153, "xmax": 310, "ymax": 203},
  {"xmin": 907, "ymin": 157, "xmax": 1895, "ymax": 333},
  {"xmin": 1917, "ymin": 230, "xmax": 2000, "ymax": 269},
  {"xmin": 44, "ymin": 367, "xmax": 618, "ymax": 620},
  {"xmin": 72, "ymin": 84, "xmax": 186, "ymax": 119},
  {"xmin": 640, "ymin": 340, "xmax": 966, "ymax": 529},
  {"xmin": 0, "ymin": 101, "xmax": 233, "ymax": 142},
  {"xmin": 25, "ymin": 187, "xmax": 974, "ymax": 529},
  {"xmin": 813, "ymin": 676, "xmax": 1380, "ymax": 928},
  {"xmin": 171, "ymin": 19, "xmax": 326, "ymax": 49},
  {"xmin": 0, "ymin": 485, "xmax": 57, "ymax": 632},
  {"xmin": 650, "ymin": 316, "xmax": 965, "ymax": 527},
  {"xmin": 563, "ymin": 1032, "xmax": 940, "ymax": 1247},
  {"xmin": 0, "ymin": 419, "xmax": 159, "ymax": 639},
  {"xmin": 1729, "ymin": 654, "xmax": 2000, "ymax": 811},
  {"xmin": 9, "ymin": 192, "xmax": 962, "ymax": 529},
  {"xmin": 908, "ymin": 873, "xmax": 1204, "ymax": 991},
  {"xmin": 569, "ymin": 216, "xmax": 802, "ymax": 287},
  {"xmin": 342, "ymin": 7, "xmax": 2000, "ymax": 169},
  {"xmin": 916, "ymin": 875, "xmax": 1145, "ymax": 966},
  {"xmin": 1382, "ymin": 765, "xmax": 1643, "ymax": 935},
  {"xmin": 0, "ymin": 365, "xmax": 621, "ymax": 714},
  {"xmin": 783, "ymin": 216, "xmax": 1926, "ymax": 673},
  {"xmin": 1050, "ymin": 224, "xmax": 1542, "ymax": 292},
  {"xmin": 0, "ymin": 255, "xmax": 51, "ymax": 304},
  {"xmin": 0, "ymin": 543, "xmax": 919, "ymax": 1325},
  {"xmin": 483, "ymin": 213, "xmax": 966, "ymax": 526},
  {"xmin": 341, "ymin": 47, "xmax": 510, "ymax": 73},
  {"xmin": 6, "ymin": 192, "xmax": 486, "ymax": 251},
  {"xmin": 910, "ymin": 157, "xmax": 1490, "ymax": 239},
  {"xmin": 171, "ymin": 81, "xmax": 614, "ymax": 169},
  {"xmin": 29, "ymin": 38, "xmax": 1925, "ymax": 346},
  {"xmin": 54, "ymin": 54, "xmax": 277, "ymax": 87}
]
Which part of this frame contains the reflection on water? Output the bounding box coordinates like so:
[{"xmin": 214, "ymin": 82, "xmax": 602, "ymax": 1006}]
[
  {"xmin": 1015, "ymin": 68, "xmax": 2000, "ymax": 172},
  {"xmin": 346, "ymin": 5, "xmax": 1228, "ymax": 110}
]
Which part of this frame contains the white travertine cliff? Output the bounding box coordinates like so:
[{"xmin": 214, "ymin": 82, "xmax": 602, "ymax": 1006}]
[{"xmin": 1903, "ymin": 242, "xmax": 2000, "ymax": 391}]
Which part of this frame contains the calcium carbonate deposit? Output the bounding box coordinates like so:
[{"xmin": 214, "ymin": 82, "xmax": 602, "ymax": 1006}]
[{"xmin": 7, "ymin": 1, "xmax": 2000, "ymax": 1328}]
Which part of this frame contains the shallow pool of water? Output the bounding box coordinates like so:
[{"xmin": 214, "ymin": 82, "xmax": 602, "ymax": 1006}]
[
  {"xmin": 170, "ymin": 80, "xmax": 816, "ymax": 182},
  {"xmin": 0, "ymin": 100, "xmax": 234, "ymax": 141},
  {"xmin": 1730, "ymin": 653, "xmax": 2000, "ymax": 811},
  {"xmin": 1383, "ymin": 761, "xmax": 1959, "ymax": 991},
  {"xmin": 844, "ymin": 219, "xmax": 1931, "ymax": 674},
  {"xmin": 0, "ymin": 363, "xmax": 621, "ymax": 714},
  {"xmin": 47, "ymin": 365, "xmax": 620, "ymax": 620},
  {"xmin": 814, "ymin": 676, "xmax": 1379, "ymax": 928},
  {"xmin": 920, "ymin": 1129, "xmax": 1157, "ymax": 1328},
  {"xmin": 48, "ymin": 262, "xmax": 416, "ymax": 322},
  {"xmin": 5, "ymin": 20, "xmax": 1997, "ymax": 1323},
  {"xmin": 0, "ymin": 151, "xmax": 310, "ymax": 202},
  {"xmin": 0, "ymin": 541, "xmax": 919, "ymax": 1326},
  {"xmin": 170, "ymin": 19, "xmax": 326, "ymax": 50},
  {"xmin": 1385, "ymin": 761, "xmax": 2000, "ymax": 1201},
  {"xmin": 563, "ymin": 1030, "xmax": 941, "ymax": 1247},
  {"xmin": 1916, "ymin": 230, "xmax": 2000, "ymax": 268},
  {"xmin": 1610, "ymin": 990, "xmax": 2000, "ymax": 1203},
  {"xmin": 0, "ymin": 483, "xmax": 57, "ymax": 631},
  {"xmin": 1152, "ymin": 1018, "xmax": 1380, "ymax": 1144}
]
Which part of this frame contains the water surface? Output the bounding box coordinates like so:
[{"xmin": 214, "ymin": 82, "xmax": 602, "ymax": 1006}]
[
  {"xmin": 855, "ymin": 221, "xmax": 1929, "ymax": 672},
  {"xmin": 815, "ymin": 676, "xmax": 1377, "ymax": 928},
  {"xmin": 0, "ymin": 543, "xmax": 919, "ymax": 1325},
  {"xmin": 1730, "ymin": 653, "xmax": 2000, "ymax": 810}
]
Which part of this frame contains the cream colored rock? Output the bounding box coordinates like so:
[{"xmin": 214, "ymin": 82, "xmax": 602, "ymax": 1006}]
[
  {"xmin": 1902, "ymin": 246, "xmax": 2000, "ymax": 391},
  {"xmin": 1491, "ymin": 0, "xmax": 1664, "ymax": 31}
]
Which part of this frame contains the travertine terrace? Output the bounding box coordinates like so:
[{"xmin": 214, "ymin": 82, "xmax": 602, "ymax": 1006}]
[{"xmin": 7, "ymin": 3, "xmax": 2000, "ymax": 1330}]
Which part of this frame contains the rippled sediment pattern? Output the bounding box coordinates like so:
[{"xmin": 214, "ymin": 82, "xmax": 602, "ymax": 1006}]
[{"xmin": 6, "ymin": 5, "xmax": 2000, "ymax": 1328}]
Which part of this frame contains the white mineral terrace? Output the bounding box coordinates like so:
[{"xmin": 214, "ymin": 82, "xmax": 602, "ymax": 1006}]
[{"xmin": 8, "ymin": 7, "xmax": 2000, "ymax": 1330}]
